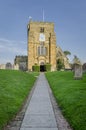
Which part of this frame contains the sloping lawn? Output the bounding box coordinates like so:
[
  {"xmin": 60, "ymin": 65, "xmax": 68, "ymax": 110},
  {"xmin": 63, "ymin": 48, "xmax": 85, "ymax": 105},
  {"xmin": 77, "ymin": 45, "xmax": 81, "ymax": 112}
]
[
  {"xmin": 45, "ymin": 71, "xmax": 86, "ymax": 130},
  {"xmin": 0, "ymin": 70, "xmax": 38, "ymax": 130}
]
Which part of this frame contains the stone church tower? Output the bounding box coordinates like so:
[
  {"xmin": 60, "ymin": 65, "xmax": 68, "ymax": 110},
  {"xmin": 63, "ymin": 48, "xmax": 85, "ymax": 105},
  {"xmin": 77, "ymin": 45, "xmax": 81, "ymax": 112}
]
[{"xmin": 27, "ymin": 21, "xmax": 57, "ymax": 71}]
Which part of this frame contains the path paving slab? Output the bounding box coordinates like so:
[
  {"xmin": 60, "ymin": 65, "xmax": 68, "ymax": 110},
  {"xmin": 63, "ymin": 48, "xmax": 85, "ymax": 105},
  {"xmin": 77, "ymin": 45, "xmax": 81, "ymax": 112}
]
[
  {"xmin": 20, "ymin": 73, "xmax": 58, "ymax": 130},
  {"xmin": 20, "ymin": 128, "xmax": 58, "ymax": 130}
]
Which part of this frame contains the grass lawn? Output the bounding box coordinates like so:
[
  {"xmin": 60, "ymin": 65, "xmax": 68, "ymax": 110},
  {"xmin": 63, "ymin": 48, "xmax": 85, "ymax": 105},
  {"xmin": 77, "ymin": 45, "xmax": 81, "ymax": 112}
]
[
  {"xmin": 0, "ymin": 70, "xmax": 38, "ymax": 130},
  {"xmin": 45, "ymin": 71, "xmax": 86, "ymax": 130}
]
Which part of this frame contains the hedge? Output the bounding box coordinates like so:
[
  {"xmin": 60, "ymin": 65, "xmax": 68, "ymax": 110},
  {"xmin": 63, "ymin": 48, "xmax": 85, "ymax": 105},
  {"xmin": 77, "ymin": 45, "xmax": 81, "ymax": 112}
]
[
  {"xmin": 45, "ymin": 64, "xmax": 51, "ymax": 71},
  {"xmin": 32, "ymin": 65, "xmax": 40, "ymax": 72}
]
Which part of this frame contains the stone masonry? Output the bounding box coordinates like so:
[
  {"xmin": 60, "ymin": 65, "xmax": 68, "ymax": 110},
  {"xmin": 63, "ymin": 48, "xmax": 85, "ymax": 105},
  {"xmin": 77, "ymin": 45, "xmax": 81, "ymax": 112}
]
[{"xmin": 27, "ymin": 21, "xmax": 57, "ymax": 71}]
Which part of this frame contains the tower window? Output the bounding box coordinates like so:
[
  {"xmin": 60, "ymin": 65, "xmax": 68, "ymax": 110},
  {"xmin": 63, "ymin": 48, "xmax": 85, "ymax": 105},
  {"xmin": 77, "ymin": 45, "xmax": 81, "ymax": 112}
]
[
  {"xmin": 38, "ymin": 45, "xmax": 47, "ymax": 56},
  {"xmin": 40, "ymin": 27, "xmax": 44, "ymax": 33}
]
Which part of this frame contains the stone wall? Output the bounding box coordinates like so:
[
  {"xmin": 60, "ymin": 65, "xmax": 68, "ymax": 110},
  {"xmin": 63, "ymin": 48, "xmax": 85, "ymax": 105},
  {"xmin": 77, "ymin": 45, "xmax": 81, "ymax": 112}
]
[
  {"xmin": 0, "ymin": 64, "xmax": 19, "ymax": 70},
  {"xmin": 56, "ymin": 46, "xmax": 71, "ymax": 69},
  {"xmin": 0, "ymin": 64, "xmax": 6, "ymax": 69}
]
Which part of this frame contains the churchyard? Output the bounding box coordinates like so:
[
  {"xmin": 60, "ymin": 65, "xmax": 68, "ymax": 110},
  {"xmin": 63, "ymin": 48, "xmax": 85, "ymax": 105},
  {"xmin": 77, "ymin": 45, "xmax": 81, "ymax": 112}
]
[
  {"xmin": 0, "ymin": 70, "xmax": 86, "ymax": 130},
  {"xmin": 0, "ymin": 70, "xmax": 38, "ymax": 130},
  {"xmin": 46, "ymin": 71, "xmax": 86, "ymax": 130}
]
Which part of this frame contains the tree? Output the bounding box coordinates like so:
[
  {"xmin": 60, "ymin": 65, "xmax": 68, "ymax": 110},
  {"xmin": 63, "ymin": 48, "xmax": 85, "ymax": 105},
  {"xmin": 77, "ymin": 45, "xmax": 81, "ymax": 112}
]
[
  {"xmin": 6, "ymin": 62, "xmax": 12, "ymax": 69},
  {"xmin": 73, "ymin": 55, "xmax": 81, "ymax": 64},
  {"xmin": 64, "ymin": 50, "xmax": 71, "ymax": 56},
  {"xmin": 82, "ymin": 63, "xmax": 86, "ymax": 73},
  {"xmin": 72, "ymin": 55, "xmax": 82, "ymax": 70},
  {"xmin": 57, "ymin": 59, "xmax": 64, "ymax": 70}
]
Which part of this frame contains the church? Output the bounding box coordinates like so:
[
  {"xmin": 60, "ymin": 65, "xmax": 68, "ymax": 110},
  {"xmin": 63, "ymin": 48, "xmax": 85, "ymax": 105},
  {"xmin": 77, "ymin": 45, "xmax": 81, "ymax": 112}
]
[
  {"xmin": 14, "ymin": 20, "xmax": 70, "ymax": 71},
  {"xmin": 27, "ymin": 21, "xmax": 70, "ymax": 71},
  {"xmin": 27, "ymin": 20, "xmax": 70, "ymax": 71},
  {"xmin": 27, "ymin": 21, "xmax": 56, "ymax": 71}
]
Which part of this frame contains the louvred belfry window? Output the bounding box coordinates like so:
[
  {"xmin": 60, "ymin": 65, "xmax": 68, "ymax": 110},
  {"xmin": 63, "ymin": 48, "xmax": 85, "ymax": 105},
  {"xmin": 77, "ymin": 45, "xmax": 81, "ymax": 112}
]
[{"xmin": 40, "ymin": 27, "xmax": 44, "ymax": 33}]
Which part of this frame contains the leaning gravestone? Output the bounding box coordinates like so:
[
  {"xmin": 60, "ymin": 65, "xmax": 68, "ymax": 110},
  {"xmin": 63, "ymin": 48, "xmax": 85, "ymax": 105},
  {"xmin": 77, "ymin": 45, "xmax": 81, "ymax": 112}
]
[{"xmin": 74, "ymin": 63, "xmax": 82, "ymax": 79}]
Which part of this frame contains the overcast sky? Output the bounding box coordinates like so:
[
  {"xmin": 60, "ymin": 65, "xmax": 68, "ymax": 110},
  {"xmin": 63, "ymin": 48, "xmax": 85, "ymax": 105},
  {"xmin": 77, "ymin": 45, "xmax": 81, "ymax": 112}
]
[{"xmin": 0, "ymin": 0, "xmax": 86, "ymax": 64}]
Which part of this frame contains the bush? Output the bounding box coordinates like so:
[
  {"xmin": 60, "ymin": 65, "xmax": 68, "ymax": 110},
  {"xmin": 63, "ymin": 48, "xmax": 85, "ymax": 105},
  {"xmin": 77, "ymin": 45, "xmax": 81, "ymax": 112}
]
[
  {"xmin": 45, "ymin": 64, "xmax": 51, "ymax": 71},
  {"xmin": 57, "ymin": 59, "xmax": 64, "ymax": 70},
  {"xmin": 32, "ymin": 65, "xmax": 40, "ymax": 72}
]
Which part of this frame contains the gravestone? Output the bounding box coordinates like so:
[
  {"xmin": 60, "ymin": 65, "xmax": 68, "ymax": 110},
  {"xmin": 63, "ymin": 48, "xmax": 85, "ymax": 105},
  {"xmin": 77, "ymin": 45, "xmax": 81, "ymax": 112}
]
[{"xmin": 74, "ymin": 63, "xmax": 82, "ymax": 79}]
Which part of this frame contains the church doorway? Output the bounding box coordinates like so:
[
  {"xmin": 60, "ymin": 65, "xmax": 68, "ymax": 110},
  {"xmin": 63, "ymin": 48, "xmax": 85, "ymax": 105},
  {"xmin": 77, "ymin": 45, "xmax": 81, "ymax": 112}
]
[
  {"xmin": 40, "ymin": 65, "xmax": 45, "ymax": 72},
  {"xmin": 40, "ymin": 62, "xmax": 46, "ymax": 72}
]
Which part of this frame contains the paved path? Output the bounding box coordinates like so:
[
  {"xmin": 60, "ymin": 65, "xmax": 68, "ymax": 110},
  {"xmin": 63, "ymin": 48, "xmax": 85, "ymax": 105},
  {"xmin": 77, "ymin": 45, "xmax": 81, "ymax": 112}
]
[{"xmin": 20, "ymin": 73, "xmax": 58, "ymax": 130}]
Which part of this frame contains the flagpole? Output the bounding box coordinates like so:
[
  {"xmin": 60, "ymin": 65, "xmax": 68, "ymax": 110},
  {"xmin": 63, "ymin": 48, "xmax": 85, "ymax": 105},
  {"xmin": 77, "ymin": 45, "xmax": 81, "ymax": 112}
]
[{"xmin": 43, "ymin": 10, "xmax": 44, "ymax": 22}]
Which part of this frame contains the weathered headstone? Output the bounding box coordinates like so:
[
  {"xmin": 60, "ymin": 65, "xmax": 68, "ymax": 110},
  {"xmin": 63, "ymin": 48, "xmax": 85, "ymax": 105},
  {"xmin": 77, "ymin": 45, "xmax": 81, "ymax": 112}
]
[{"xmin": 74, "ymin": 63, "xmax": 82, "ymax": 79}]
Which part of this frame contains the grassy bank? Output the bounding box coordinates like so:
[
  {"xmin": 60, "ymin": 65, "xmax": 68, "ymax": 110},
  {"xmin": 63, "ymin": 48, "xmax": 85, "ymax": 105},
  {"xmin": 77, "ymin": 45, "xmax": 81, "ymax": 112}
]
[
  {"xmin": 0, "ymin": 70, "xmax": 38, "ymax": 130},
  {"xmin": 45, "ymin": 71, "xmax": 86, "ymax": 130}
]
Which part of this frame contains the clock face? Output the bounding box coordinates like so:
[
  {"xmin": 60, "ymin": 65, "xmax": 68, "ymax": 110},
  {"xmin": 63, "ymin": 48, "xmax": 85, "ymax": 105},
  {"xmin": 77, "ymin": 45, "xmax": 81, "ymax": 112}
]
[{"xmin": 39, "ymin": 33, "xmax": 45, "ymax": 41}]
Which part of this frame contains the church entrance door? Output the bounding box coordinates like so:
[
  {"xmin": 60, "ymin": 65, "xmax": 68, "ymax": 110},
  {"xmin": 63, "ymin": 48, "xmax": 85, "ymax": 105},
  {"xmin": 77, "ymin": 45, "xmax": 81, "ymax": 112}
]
[
  {"xmin": 40, "ymin": 62, "xmax": 46, "ymax": 72},
  {"xmin": 40, "ymin": 65, "xmax": 45, "ymax": 72}
]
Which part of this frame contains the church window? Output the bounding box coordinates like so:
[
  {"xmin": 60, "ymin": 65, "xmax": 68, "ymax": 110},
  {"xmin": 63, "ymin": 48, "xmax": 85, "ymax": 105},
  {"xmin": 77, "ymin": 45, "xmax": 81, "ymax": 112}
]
[
  {"xmin": 45, "ymin": 47, "xmax": 47, "ymax": 55},
  {"xmin": 40, "ymin": 27, "xmax": 44, "ymax": 33},
  {"xmin": 38, "ymin": 45, "xmax": 47, "ymax": 56},
  {"xmin": 38, "ymin": 47, "xmax": 40, "ymax": 56}
]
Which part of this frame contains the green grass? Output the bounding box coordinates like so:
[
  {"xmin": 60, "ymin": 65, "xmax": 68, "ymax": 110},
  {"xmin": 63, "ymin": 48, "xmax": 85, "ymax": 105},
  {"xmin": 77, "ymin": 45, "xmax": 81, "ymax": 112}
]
[
  {"xmin": 0, "ymin": 70, "xmax": 38, "ymax": 130},
  {"xmin": 45, "ymin": 71, "xmax": 86, "ymax": 130}
]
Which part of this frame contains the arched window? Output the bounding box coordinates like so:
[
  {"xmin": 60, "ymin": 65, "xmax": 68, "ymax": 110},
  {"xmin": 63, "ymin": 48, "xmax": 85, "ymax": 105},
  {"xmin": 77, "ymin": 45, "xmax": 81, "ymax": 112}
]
[{"xmin": 38, "ymin": 45, "xmax": 47, "ymax": 56}]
